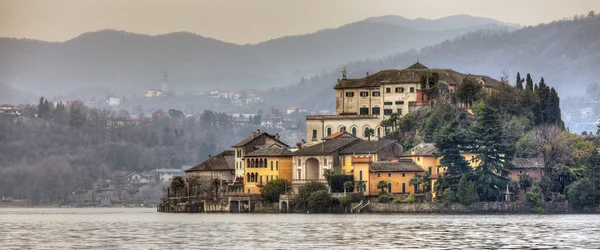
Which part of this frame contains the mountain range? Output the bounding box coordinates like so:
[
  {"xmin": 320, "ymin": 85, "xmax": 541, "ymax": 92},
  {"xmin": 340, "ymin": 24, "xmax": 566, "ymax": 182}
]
[{"xmin": 0, "ymin": 15, "xmax": 517, "ymax": 100}]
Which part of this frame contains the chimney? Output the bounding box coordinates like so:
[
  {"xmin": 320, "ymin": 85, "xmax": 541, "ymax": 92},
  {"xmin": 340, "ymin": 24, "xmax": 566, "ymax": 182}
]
[
  {"xmin": 301, "ymin": 139, "xmax": 306, "ymax": 147},
  {"xmin": 419, "ymin": 141, "xmax": 425, "ymax": 149},
  {"xmin": 296, "ymin": 142, "xmax": 302, "ymax": 149},
  {"xmin": 275, "ymin": 133, "xmax": 280, "ymax": 141}
]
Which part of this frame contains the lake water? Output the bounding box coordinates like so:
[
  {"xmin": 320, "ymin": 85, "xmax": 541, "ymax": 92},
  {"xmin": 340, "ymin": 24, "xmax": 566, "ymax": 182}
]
[{"xmin": 1, "ymin": 208, "xmax": 599, "ymax": 249}]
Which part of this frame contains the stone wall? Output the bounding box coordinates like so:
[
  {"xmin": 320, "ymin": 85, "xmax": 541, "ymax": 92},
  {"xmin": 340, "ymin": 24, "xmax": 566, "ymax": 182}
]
[
  {"xmin": 354, "ymin": 202, "xmax": 571, "ymax": 214},
  {"xmin": 253, "ymin": 202, "xmax": 280, "ymax": 213}
]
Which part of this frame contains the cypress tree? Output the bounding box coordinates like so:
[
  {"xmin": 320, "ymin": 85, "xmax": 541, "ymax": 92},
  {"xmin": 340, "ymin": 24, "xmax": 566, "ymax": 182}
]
[
  {"xmin": 549, "ymin": 87, "xmax": 562, "ymax": 126},
  {"xmin": 38, "ymin": 97, "xmax": 45, "ymax": 118},
  {"xmin": 525, "ymin": 73, "xmax": 534, "ymax": 91},
  {"xmin": 515, "ymin": 72, "xmax": 524, "ymax": 90},
  {"xmin": 457, "ymin": 175, "xmax": 469, "ymax": 205}
]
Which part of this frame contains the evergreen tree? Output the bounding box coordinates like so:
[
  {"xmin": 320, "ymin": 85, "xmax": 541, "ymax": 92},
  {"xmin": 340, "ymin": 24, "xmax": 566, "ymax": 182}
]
[
  {"xmin": 548, "ymin": 87, "xmax": 562, "ymax": 126},
  {"xmin": 435, "ymin": 121, "xmax": 472, "ymax": 176},
  {"xmin": 457, "ymin": 175, "xmax": 475, "ymax": 205},
  {"xmin": 38, "ymin": 97, "xmax": 45, "ymax": 118},
  {"xmin": 525, "ymin": 73, "xmax": 534, "ymax": 91},
  {"xmin": 515, "ymin": 72, "xmax": 524, "ymax": 90},
  {"xmin": 472, "ymin": 102, "xmax": 513, "ymax": 201},
  {"xmin": 69, "ymin": 107, "xmax": 84, "ymax": 129}
]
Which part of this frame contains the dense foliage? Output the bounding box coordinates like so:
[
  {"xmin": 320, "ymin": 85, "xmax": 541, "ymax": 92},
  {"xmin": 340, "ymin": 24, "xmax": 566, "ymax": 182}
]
[{"xmin": 260, "ymin": 179, "xmax": 292, "ymax": 202}]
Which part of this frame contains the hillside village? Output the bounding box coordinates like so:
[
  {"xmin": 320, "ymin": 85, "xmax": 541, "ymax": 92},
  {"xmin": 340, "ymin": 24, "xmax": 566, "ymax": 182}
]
[{"xmin": 158, "ymin": 61, "xmax": 600, "ymax": 213}]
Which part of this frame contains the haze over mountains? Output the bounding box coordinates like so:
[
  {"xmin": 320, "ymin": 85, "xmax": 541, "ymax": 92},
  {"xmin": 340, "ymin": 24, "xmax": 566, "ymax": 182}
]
[{"xmin": 0, "ymin": 15, "xmax": 517, "ymax": 100}]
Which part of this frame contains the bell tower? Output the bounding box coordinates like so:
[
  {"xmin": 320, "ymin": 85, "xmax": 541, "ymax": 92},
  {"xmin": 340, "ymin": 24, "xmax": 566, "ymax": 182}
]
[{"xmin": 161, "ymin": 72, "xmax": 170, "ymax": 94}]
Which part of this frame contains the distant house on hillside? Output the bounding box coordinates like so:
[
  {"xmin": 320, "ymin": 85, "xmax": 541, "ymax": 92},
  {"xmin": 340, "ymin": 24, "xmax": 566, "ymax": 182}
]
[{"xmin": 0, "ymin": 104, "xmax": 22, "ymax": 116}]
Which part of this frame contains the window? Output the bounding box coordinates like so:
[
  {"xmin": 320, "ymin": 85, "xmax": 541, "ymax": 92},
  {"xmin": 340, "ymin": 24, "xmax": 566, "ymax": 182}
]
[
  {"xmin": 271, "ymin": 161, "xmax": 273, "ymax": 171},
  {"xmin": 312, "ymin": 130, "xmax": 317, "ymax": 139},
  {"xmin": 359, "ymin": 170, "xmax": 363, "ymax": 181},
  {"xmin": 359, "ymin": 107, "xmax": 369, "ymax": 115},
  {"xmin": 395, "ymin": 101, "xmax": 404, "ymax": 105},
  {"xmin": 324, "ymin": 159, "xmax": 327, "ymax": 165},
  {"xmin": 297, "ymin": 170, "xmax": 301, "ymax": 179},
  {"xmin": 260, "ymin": 175, "xmax": 263, "ymax": 185},
  {"xmin": 351, "ymin": 127, "xmax": 357, "ymax": 136},
  {"xmin": 402, "ymin": 183, "xmax": 406, "ymax": 193},
  {"xmin": 388, "ymin": 183, "xmax": 392, "ymax": 193},
  {"xmin": 276, "ymin": 175, "xmax": 279, "ymax": 179},
  {"xmin": 297, "ymin": 159, "xmax": 301, "ymax": 166},
  {"xmin": 397, "ymin": 109, "xmax": 402, "ymax": 115},
  {"xmin": 266, "ymin": 176, "xmax": 269, "ymax": 182},
  {"xmin": 428, "ymin": 167, "xmax": 432, "ymax": 174},
  {"xmin": 372, "ymin": 107, "xmax": 380, "ymax": 115},
  {"xmin": 386, "ymin": 88, "xmax": 391, "ymax": 93},
  {"xmin": 395, "ymin": 87, "xmax": 404, "ymax": 93},
  {"xmin": 345, "ymin": 92, "xmax": 354, "ymax": 97},
  {"xmin": 377, "ymin": 128, "xmax": 381, "ymax": 137},
  {"xmin": 377, "ymin": 173, "xmax": 381, "ymax": 177},
  {"xmin": 437, "ymin": 167, "xmax": 440, "ymax": 174},
  {"xmin": 276, "ymin": 161, "xmax": 279, "ymax": 170},
  {"xmin": 248, "ymin": 189, "xmax": 250, "ymax": 193},
  {"xmin": 327, "ymin": 127, "xmax": 332, "ymax": 136},
  {"xmin": 519, "ymin": 170, "xmax": 523, "ymax": 175},
  {"xmin": 471, "ymin": 156, "xmax": 475, "ymax": 163},
  {"xmin": 360, "ymin": 92, "xmax": 369, "ymax": 97},
  {"xmin": 339, "ymin": 126, "xmax": 346, "ymax": 132},
  {"xmin": 384, "ymin": 102, "xmax": 393, "ymax": 105},
  {"xmin": 388, "ymin": 173, "xmax": 392, "ymax": 177},
  {"xmin": 402, "ymin": 173, "xmax": 406, "ymax": 177},
  {"xmin": 409, "ymin": 87, "xmax": 415, "ymax": 93},
  {"xmin": 384, "ymin": 109, "xmax": 393, "ymax": 115},
  {"xmin": 417, "ymin": 157, "xmax": 420, "ymax": 161},
  {"xmin": 372, "ymin": 91, "xmax": 381, "ymax": 96}
]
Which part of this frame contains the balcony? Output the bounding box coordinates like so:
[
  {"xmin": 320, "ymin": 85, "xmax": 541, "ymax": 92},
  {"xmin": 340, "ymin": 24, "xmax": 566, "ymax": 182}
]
[{"xmin": 293, "ymin": 179, "xmax": 328, "ymax": 185}]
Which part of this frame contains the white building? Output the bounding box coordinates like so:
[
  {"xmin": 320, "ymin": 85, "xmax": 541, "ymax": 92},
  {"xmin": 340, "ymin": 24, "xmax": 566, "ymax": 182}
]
[
  {"xmin": 155, "ymin": 168, "xmax": 184, "ymax": 183},
  {"xmin": 107, "ymin": 97, "xmax": 121, "ymax": 106}
]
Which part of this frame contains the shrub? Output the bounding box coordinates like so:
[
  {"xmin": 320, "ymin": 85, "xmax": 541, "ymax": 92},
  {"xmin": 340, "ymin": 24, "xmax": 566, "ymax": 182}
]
[
  {"xmin": 441, "ymin": 188, "xmax": 455, "ymax": 204},
  {"xmin": 532, "ymin": 206, "xmax": 545, "ymax": 214},
  {"xmin": 294, "ymin": 181, "xmax": 328, "ymax": 210},
  {"xmin": 260, "ymin": 179, "xmax": 292, "ymax": 202},
  {"xmin": 566, "ymin": 179, "xmax": 600, "ymax": 211},
  {"xmin": 307, "ymin": 190, "xmax": 332, "ymax": 213},
  {"xmin": 350, "ymin": 192, "xmax": 365, "ymax": 202},
  {"xmin": 339, "ymin": 196, "xmax": 353, "ymax": 209},
  {"xmin": 392, "ymin": 195, "xmax": 416, "ymax": 204},
  {"xmin": 376, "ymin": 194, "xmax": 391, "ymax": 203}
]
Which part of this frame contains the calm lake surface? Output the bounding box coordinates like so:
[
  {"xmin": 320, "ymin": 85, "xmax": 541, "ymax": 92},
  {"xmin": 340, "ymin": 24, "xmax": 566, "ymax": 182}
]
[{"xmin": 1, "ymin": 208, "xmax": 599, "ymax": 249}]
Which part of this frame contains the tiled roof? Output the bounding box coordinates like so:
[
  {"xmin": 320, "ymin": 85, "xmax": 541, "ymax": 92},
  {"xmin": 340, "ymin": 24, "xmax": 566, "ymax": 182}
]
[
  {"xmin": 370, "ymin": 160, "xmax": 424, "ymax": 172},
  {"xmin": 334, "ymin": 66, "xmax": 500, "ymax": 90},
  {"xmin": 245, "ymin": 146, "xmax": 292, "ymax": 157},
  {"xmin": 232, "ymin": 132, "xmax": 289, "ymax": 148},
  {"xmin": 340, "ymin": 140, "xmax": 399, "ymax": 155},
  {"xmin": 186, "ymin": 150, "xmax": 235, "ymax": 172},
  {"xmin": 406, "ymin": 61, "xmax": 429, "ymax": 70},
  {"xmin": 402, "ymin": 143, "xmax": 438, "ymax": 156},
  {"xmin": 510, "ymin": 158, "xmax": 544, "ymax": 169},
  {"xmin": 293, "ymin": 138, "xmax": 361, "ymax": 156}
]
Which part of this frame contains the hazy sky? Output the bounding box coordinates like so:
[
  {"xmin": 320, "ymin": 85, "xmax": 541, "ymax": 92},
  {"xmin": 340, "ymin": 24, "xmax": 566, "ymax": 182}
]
[{"xmin": 1, "ymin": 0, "xmax": 598, "ymax": 44}]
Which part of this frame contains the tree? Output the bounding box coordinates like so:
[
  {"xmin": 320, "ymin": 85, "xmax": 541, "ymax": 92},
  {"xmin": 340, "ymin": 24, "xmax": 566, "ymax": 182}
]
[
  {"xmin": 457, "ymin": 175, "xmax": 476, "ymax": 205},
  {"xmin": 170, "ymin": 176, "xmax": 185, "ymax": 198},
  {"xmin": 515, "ymin": 72, "xmax": 524, "ymax": 90},
  {"xmin": 435, "ymin": 121, "xmax": 472, "ymax": 176},
  {"xmin": 260, "ymin": 179, "xmax": 291, "ymax": 202},
  {"xmin": 455, "ymin": 78, "xmax": 482, "ymax": 108},
  {"xmin": 307, "ymin": 190, "xmax": 332, "ymax": 213},
  {"xmin": 471, "ymin": 102, "xmax": 513, "ymax": 201},
  {"xmin": 377, "ymin": 180, "xmax": 388, "ymax": 194},
  {"xmin": 525, "ymin": 73, "xmax": 534, "ymax": 91},
  {"xmin": 69, "ymin": 107, "xmax": 85, "ymax": 129},
  {"xmin": 519, "ymin": 173, "xmax": 533, "ymax": 194},
  {"xmin": 363, "ymin": 128, "xmax": 375, "ymax": 141},
  {"xmin": 294, "ymin": 181, "xmax": 328, "ymax": 210},
  {"xmin": 410, "ymin": 171, "xmax": 431, "ymax": 193},
  {"xmin": 567, "ymin": 149, "xmax": 600, "ymax": 210},
  {"xmin": 212, "ymin": 178, "xmax": 221, "ymax": 201},
  {"xmin": 343, "ymin": 181, "xmax": 354, "ymax": 195}
]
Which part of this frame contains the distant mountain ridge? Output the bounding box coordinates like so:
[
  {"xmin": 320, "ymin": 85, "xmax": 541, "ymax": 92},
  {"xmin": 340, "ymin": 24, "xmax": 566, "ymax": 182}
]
[{"xmin": 0, "ymin": 14, "xmax": 516, "ymax": 100}]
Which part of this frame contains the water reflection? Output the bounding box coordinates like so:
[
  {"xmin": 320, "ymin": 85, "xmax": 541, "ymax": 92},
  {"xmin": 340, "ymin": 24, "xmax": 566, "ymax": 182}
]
[{"xmin": 1, "ymin": 208, "xmax": 599, "ymax": 249}]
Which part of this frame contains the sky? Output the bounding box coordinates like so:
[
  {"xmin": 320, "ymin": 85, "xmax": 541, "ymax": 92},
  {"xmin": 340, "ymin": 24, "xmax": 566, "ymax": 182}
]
[{"xmin": 1, "ymin": 0, "xmax": 599, "ymax": 44}]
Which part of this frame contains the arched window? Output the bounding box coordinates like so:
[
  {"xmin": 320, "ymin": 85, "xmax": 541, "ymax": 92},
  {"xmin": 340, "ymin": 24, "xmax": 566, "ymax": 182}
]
[
  {"xmin": 359, "ymin": 105, "xmax": 369, "ymax": 115},
  {"xmin": 327, "ymin": 127, "xmax": 332, "ymax": 136},
  {"xmin": 246, "ymin": 173, "xmax": 250, "ymax": 182},
  {"xmin": 339, "ymin": 126, "xmax": 346, "ymax": 132},
  {"xmin": 351, "ymin": 127, "xmax": 357, "ymax": 136},
  {"xmin": 323, "ymin": 158, "xmax": 327, "ymax": 166}
]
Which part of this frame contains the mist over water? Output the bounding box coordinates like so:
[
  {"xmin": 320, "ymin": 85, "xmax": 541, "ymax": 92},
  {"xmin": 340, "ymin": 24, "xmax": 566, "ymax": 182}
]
[{"xmin": 1, "ymin": 208, "xmax": 599, "ymax": 249}]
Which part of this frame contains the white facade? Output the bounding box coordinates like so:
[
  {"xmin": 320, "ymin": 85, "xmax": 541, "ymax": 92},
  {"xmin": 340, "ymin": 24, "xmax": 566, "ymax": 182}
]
[
  {"xmin": 155, "ymin": 169, "xmax": 184, "ymax": 182},
  {"xmin": 107, "ymin": 97, "xmax": 121, "ymax": 106}
]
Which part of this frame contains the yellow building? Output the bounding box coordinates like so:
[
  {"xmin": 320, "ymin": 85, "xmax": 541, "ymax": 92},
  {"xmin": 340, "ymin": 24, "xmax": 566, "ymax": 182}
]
[
  {"xmin": 338, "ymin": 139, "xmax": 404, "ymax": 174},
  {"xmin": 243, "ymin": 145, "xmax": 293, "ymax": 194},
  {"xmin": 400, "ymin": 142, "xmax": 481, "ymax": 195},
  {"xmin": 352, "ymin": 158, "xmax": 424, "ymax": 196}
]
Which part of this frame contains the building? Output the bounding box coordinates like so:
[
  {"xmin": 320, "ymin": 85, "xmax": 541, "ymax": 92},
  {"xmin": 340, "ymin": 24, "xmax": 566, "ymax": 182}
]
[
  {"xmin": 124, "ymin": 172, "xmax": 150, "ymax": 184},
  {"xmin": 339, "ymin": 139, "xmax": 404, "ymax": 175},
  {"xmin": 185, "ymin": 150, "xmax": 236, "ymax": 183},
  {"xmin": 155, "ymin": 168, "xmax": 185, "ymax": 183},
  {"xmin": 509, "ymin": 158, "xmax": 544, "ymax": 200},
  {"xmin": 161, "ymin": 72, "xmax": 171, "ymax": 95},
  {"xmin": 400, "ymin": 142, "xmax": 480, "ymax": 193},
  {"xmin": 145, "ymin": 89, "xmax": 163, "ymax": 98},
  {"xmin": 291, "ymin": 136, "xmax": 360, "ymax": 187},
  {"xmin": 0, "ymin": 104, "xmax": 22, "ymax": 116},
  {"xmin": 352, "ymin": 158, "xmax": 424, "ymax": 196},
  {"xmin": 107, "ymin": 97, "xmax": 121, "ymax": 106},
  {"xmin": 232, "ymin": 129, "xmax": 288, "ymax": 178},
  {"xmin": 243, "ymin": 144, "xmax": 294, "ymax": 194},
  {"xmin": 305, "ymin": 61, "xmax": 499, "ymax": 145}
]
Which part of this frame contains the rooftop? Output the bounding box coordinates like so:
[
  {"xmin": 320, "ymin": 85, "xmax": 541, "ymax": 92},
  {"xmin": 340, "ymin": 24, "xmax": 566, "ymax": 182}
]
[
  {"xmin": 510, "ymin": 158, "xmax": 544, "ymax": 169},
  {"xmin": 186, "ymin": 150, "xmax": 235, "ymax": 172},
  {"xmin": 402, "ymin": 142, "xmax": 438, "ymax": 156},
  {"xmin": 371, "ymin": 160, "xmax": 424, "ymax": 172},
  {"xmin": 244, "ymin": 145, "xmax": 292, "ymax": 157},
  {"xmin": 232, "ymin": 131, "xmax": 288, "ymax": 148},
  {"xmin": 293, "ymin": 138, "xmax": 361, "ymax": 156},
  {"xmin": 334, "ymin": 62, "xmax": 500, "ymax": 90},
  {"xmin": 340, "ymin": 140, "xmax": 399, "ymax": 155}
]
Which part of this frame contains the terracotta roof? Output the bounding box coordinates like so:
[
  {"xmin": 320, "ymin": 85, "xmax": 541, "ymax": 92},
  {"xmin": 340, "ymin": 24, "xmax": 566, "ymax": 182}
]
[
  {"xmin": 334, "ymin": 66, "xmax": 500, "ymax": 90},
  {"xmin": 293, "ymin": 138, "xmax": 361, "ymax": 156},
  {"xmin": 370, "ymin": 160, "xmax": 424, "ymax": 172},
  {"xmin": 245, "ymin": 146, "xmax": 292, "ymax": 157},
  {"xmin": 402, "ymin": 143, "xmax": 438, "ymax": 156},
  {"xmin": 323, "ymin": 131, "xmax": 356, "ymax": 140},
  {"xmin": 324, "ymin": 131, "xmax": 344, "ymax": 140},
  {"xmin": 340, "ymin": 140, "xmax": 400, "ymax": 155},
  {"xmin": 510, "ymin": 158, "xmax": 544, "ymax": 169},
  {"xmin": 232, "ymin": 132, "xmax": 289, "ymax": 148},
  {"xmin": 186, "ymin": 150, "xmax": 235, "ymax": 172}
]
